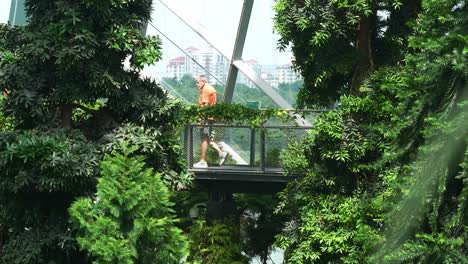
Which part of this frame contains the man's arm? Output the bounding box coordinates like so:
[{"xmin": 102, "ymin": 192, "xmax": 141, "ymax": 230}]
[{"xmin": 208, "ymin": 90, "xmax": 217, "ymax": 106}]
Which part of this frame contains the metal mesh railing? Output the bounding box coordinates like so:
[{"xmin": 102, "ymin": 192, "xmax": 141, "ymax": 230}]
[{"xmin": 184, "ymin": 123, "xmax": 312, "ymax": 171}]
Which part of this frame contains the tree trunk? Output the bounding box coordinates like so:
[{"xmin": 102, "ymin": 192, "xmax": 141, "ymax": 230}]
[
  {"xmin": 60, "ymin": 103, "xmax": 73, "ymax": 129},
  {"xmin": 351, "ymin": 14, "xmax": 374, "ymax": 94}
]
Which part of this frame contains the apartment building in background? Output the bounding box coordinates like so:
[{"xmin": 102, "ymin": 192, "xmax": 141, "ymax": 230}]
[
  {"xmin": 166, "ymin": 46, "xmax": 301, "ymax": 88},
  {"xmin": 167, "ymin": 46, "xmax": 228, "ymax": 84}
]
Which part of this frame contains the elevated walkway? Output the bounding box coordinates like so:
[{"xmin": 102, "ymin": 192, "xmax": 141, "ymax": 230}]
[{"xmin": 183, "ymin": 123, "xmax": 311, "ymax": 193}]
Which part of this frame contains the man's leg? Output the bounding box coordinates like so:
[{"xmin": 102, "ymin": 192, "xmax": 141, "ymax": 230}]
[
  {"xmin": 208, "ymin": 126, "xmax": 223, "ymax": 156},
  {"xmin": 201, "ymin": 138, "xmax": 209, "ymax": 161},
  {"xmin": 208, "ymin": 126, "xmax": 229, "ymax": 166},
  {"xmin": 194, "ymin": 127, "xmax": 209, "ymax": 168}
]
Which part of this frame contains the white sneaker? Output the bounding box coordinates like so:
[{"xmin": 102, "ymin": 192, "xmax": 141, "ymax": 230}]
[
  {"xmin": 219, "ymin": 152, "xmax": 229, "ymax": 166},
  {"xmin": 193, "ymin": 161, "xmax": 208, "ymax": 168}
]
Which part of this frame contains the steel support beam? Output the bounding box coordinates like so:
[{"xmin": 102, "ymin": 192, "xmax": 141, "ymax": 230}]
[
  {"xmin": 8, "ymin": 0, "xmax": 27, "ymax": 26},
  {"xmin": 223, "ymin": 0, "xmax": 254, "ymax": 103}
]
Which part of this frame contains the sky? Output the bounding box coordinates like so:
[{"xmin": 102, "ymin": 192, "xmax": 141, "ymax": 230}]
[{"xmin": 1, "ymin": 0, "xmax": 10, "ymax": 23}]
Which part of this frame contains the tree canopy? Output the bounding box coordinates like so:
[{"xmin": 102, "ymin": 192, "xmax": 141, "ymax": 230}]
[
  {"xmin": 274, "ymin": 0, "xmax": 467, "ymax": 262},
  {"xmin": 0, "ymin": 0, "xmax": 189, "ymax": 263}
]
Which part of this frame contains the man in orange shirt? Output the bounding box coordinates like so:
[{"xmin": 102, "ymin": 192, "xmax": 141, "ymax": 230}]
[{"xmin": 193, "ymin": 75, "xmax": 228, "ymax": 168}]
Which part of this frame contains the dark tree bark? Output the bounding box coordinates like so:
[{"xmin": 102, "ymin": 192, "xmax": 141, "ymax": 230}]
[
  {"xmin": 60, "ymin": 103, "xmax": 73, "ymax": 129},
  {"xmin": 351, "ymin": 14, "xmax": 374, "ymax": 94}
]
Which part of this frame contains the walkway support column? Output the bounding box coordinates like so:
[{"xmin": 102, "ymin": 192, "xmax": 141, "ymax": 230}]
[{"xmin": 206, "ymin": 192, "xmax": 238, "ymax": 222}]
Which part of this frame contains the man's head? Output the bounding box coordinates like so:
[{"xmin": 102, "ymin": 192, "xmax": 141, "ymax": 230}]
[{"xmin": 196, "ymin": 75, "xmax": 207, "ymax": 89}]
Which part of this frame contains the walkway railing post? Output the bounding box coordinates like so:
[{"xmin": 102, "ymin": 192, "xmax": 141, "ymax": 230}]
[
  {"xmin": 186, "ymin": 125, "xmax": 194, "ymax": 168},
  {"xmin": 260, "ymin": 128, "xmax": 266, "ymax": 172},
  {"xmin": 250, "ymin": 128, "xmax": 256, "ymax": 166},
  {"xmin": 184, "ymin": 125, "xmax": 188, "ymax": 165}
]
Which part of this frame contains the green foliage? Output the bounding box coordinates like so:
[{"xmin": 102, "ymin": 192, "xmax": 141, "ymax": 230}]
[
  {"xmin": 274, "ymin": 0, "xmax": 467, "ymax": 263},
  {"xmin": 108, "ymin": 26, "xmax": 162, "ymax": 70},
  {"xmin": 0, "ymin": 225, "xmax": 86, "ymax": 264},
  {"xmin": 383, "ymin": 233, "xmax": 467, "ymax": 263},
  {"xmin": 182, "ymin": 103, "xmax": 293, "ymax": 128},
  {"xmin": 276, "ymin": 99, "xmax": 395, "ymax": 261},
  {"xmin": 0, "ymin": 94, "xmax": 15, "ymax": 131},
  {"xmin": 280, "ymin": 141, "xmax": 309, "ymax": 176},
  {"xmin": 0, "ymin": 130, "xmax": 99, "ymax": 195},
  {"xmin": 69, "ymin": 147, "xmax": 189, "ymax": 264},
  {"xmin": 187, "ymin": 218, "xmax": 246, "ymax": 264},
  {"xmin": 104, "ymin": 123, "xmax": 192, "ymax": 190},
  {"xmin": 0, "ymin": 1, "xmax": 188, "ymax": 263},
  {"xmin": 72, "ymin": 98, "xmax": 107, "ymax": 123},
  {"xmin": 276, "ymin": 194, "xmax": 380, "ymax": 264},
  {"xmin": 273, "ymin": 0, "xmax": 419, "ymax": 107},
  {"xmin": 372, "ymin": 100, "xmax": 468, "ymax": 263},
  {"xmin": 0, "ymin": 0, "xmax": 164, "ymax": 129},
  {"xmin": 0, "ymin": 129, "xmax": 99, "ymax": 263}
]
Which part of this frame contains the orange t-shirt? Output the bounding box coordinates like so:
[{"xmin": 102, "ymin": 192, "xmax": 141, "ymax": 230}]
[{"xmin": 198, "ymin": 83, "xmax": 217, "ymax": 106}]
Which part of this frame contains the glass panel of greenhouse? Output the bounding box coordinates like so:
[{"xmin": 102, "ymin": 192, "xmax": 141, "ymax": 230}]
[{"xmin": 145, "ymin": 0, "xmax": 300, "ymax": 110}]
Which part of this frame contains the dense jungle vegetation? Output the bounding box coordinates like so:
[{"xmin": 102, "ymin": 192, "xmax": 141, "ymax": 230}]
[
  {"xmin": 0, "ymin": 0, "xmax": 466, "ymax": 263},
  {"xmin": 273, "ymin": 0, "xmax": 467, "ymax": 262},
  {"xmin": 0, "ymin": 0, "xmax": 190, "ymax": 263}
]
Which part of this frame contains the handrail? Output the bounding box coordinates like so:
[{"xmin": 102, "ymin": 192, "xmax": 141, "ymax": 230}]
[
  {"xmin": 184, "ymin": 123, "xmax": 311, "ymax": 172},
  {"xmin": 188, "ymin": 123, "xmax": 315, "ymax": 129}
]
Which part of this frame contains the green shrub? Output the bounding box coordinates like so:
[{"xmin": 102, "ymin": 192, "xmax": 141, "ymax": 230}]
[
  {"xmin": 69, "ymin": 146, "xmax": 189, "ymax": 264},
  {"xmin": 187, "ymin": 218, "xmax": 246, "ymax": 264}
]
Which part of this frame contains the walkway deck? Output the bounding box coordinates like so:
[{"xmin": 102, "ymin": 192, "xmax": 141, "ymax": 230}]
[{"xmin": 190, "ymin": 166, "xmax": 296, "ymax": 193}]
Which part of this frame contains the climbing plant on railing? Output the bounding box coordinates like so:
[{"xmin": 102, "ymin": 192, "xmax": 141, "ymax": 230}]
[{"xmin": 180, "ymin": 103, "xmax": 306, "ymax": 128}]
